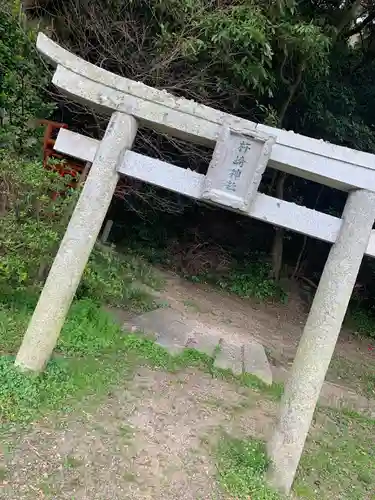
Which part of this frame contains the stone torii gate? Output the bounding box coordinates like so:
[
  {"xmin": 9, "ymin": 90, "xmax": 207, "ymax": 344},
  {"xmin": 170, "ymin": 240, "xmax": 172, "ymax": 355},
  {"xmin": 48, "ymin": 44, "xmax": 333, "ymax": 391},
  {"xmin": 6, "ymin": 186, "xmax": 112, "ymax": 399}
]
[{"xmin": 15, "ymin": 33, "xmax": 375, "ymax": 494}]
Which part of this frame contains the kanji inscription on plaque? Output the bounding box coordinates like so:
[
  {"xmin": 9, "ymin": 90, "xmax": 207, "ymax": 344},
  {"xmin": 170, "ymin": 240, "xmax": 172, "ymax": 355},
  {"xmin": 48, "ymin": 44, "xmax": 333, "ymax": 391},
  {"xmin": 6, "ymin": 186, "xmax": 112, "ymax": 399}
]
[{"xmin": 201, "ymin": 126, "xmax": 275, "ymax": 212}]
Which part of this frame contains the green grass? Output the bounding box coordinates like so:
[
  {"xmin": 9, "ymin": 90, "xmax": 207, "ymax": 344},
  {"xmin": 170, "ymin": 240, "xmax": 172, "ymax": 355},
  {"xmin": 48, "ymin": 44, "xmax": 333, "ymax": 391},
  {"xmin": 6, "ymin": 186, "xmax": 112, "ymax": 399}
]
[
  {"xmin": 0, "ymin": 352, "xmax": 131, "ymax": 426},
  {"xmin": 57, "ymin": 299, "xmax": 129, "ymax": 356},
  {"xmin": 346, "ymin": 306, "xmax": 375, "ymax": 340},
  {"xmin": 0, "ymin": 248, "xmax": 163, "ymax": 356},
  {"xmin": 186, "ymin": 260, "xmax": 287, "ymax": 303},
  {"xmin": 214, "ymin": 409, "xmax": 375, "ymax": 500},
  {"xmin": 63, "ymin": 455, "xmax": 83, "ymax": 469},
  {"xmin": 0, "ymin": 296, "xmax": 283, "ymax": 428},
  {"xmin": 327, "ymin": 354, "xmax": 375, "ymax": 398},
  {"xmin": 77, "ymin": 244, "xmax": 164, "ymax": 310},
  {"xmin": 0, "ymin": 303, "xmax": 30, "ymax": 354},
  {"xmin": 0, "ymin": 297, "xmax": 132, "ymax": 426},
  {"xmin": 215, "ymin": 434, "xmax": 281, "ymax": 499},
  {"xmin": 2, "ymin": 286, "xmax": 372, "ymax": 500},
  {"xmin": 295, "ymin": 408, "xmax": 375, "ymax": 499}
]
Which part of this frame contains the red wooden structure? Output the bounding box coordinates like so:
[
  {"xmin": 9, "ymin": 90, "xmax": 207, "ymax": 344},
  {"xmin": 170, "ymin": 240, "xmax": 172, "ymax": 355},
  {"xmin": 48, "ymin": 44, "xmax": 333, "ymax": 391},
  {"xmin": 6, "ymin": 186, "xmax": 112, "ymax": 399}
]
[
  {"xmin": 41, "ymin": 120, "xmax": 129, "ymax": 199},
  {"xmin": 41, "ymin": 120, "xmax": 85, "ymax": 198}
]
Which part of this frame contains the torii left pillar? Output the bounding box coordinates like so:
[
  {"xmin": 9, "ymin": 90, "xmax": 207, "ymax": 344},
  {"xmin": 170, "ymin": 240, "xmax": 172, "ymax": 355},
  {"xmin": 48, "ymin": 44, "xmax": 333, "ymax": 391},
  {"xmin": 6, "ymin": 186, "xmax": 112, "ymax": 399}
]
[{"xmin": 15, "ymin": 112, "xmax": 138, "ymax": 372}]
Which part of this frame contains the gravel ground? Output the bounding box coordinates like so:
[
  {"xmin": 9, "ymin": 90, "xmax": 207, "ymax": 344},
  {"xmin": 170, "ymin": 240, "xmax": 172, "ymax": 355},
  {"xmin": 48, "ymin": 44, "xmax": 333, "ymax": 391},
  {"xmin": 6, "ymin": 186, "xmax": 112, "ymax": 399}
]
[{"xmin": 1, "ymin": 367, "xmax": 276, "ymax": 499}]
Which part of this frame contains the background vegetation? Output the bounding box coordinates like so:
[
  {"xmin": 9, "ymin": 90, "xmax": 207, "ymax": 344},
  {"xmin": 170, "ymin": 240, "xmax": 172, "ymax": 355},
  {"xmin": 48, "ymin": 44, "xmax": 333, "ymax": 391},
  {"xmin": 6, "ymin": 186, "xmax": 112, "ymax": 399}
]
[
  {"xmin": 1, "ymin": 4, "xmax": 374, "ymax": 498},
  {"xmin": 2, "ymin": 0, "xmax": 375, "ymax": 337}
]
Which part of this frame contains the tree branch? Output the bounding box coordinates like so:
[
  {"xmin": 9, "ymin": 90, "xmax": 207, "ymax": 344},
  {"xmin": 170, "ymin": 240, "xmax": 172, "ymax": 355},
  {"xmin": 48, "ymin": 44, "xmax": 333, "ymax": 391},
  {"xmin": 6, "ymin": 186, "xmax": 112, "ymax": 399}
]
[
  {"xmin": 278, "ymin": 61, "xmax": 305, "ymax": 126},
  {"xmin": 279, "ymin": 50, "xmax": 290, "ymax": 86},
  {"xmin": 334, "ymin": 0, "xmax": 362, "ymax": 40},
  {"xmin": 345, "ymin": 10, "xmax": 375, "ymax": 38}
]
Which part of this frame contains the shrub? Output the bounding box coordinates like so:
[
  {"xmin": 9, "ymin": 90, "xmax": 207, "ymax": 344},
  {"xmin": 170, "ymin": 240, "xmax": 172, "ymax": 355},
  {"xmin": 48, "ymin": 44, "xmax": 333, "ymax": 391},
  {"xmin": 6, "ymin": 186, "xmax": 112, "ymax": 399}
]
[
  {"xmin": 214, "ymin": 260, "xmax": 286, "ymax": 302},
  {"xmin": 0, "ymin": 152, "xmax": 161, "ymax": 315},
  {"xmin": 0, "ymin": 1, "xmax": 54, "ymax": 152},
  {"xmin": 0, "ymin": 152, "xmax": 74, "ymax": 293}
]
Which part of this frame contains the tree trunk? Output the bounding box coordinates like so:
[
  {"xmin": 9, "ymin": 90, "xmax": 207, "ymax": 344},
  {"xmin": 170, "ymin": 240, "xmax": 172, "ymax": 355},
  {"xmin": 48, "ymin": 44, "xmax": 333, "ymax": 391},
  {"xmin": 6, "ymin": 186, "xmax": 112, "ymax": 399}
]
[
  {"xmin": 270, "ymin": 61, "xmax": 305, "ymax": 280},
  {"xmin": 270, "ymin": 0, "xmax": 363, "ymax": 281},
  {"xmin": 292, "ymin": 186, "xmax": 324, "ymax": 279},
  {"xmin": 271, "ymin": 172, "xmax": 286, "ymax": 280}
]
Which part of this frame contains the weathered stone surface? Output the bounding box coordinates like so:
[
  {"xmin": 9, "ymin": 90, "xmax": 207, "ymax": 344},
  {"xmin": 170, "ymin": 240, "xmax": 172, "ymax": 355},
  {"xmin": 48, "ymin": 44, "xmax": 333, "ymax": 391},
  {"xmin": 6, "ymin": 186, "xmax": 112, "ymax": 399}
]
[
  {"xmin": 128, "ymin": 309, "xmax": 189, "ymax": 336},
  {"xmin": 213, "ymin": 340, "xmax": 243, "ymax": 376},
  {"xmin": 15, "ymin": 113, "xmax": 138, "ymax": 372},
  {"xmin": 155, "ymin": 331, "xmax": 189, "ymax": 355},
  {"xmin": 267, "ymin": 189, "xmax": 375, "ymax": 494},
  {"xmin": 127, "ymin": 309, "xmax": 190, "ymax": 355},
  {"xmin": 39, "ymin": 32, "xmax": 375, "ymax": 195},
  {"xmin": 185, "ymin": 334, "xmax": 220, "ymax": 357},
  {"xmin": 127, "ymin": 310, "xmax": 272, "ymax": 377},
  {"xmin": 201, "ymin": 126, "xmax": 274, "ymax": 212},
  {"xmin": 243, "ymin": 341, "xmax": 272, "ymax": 385}
]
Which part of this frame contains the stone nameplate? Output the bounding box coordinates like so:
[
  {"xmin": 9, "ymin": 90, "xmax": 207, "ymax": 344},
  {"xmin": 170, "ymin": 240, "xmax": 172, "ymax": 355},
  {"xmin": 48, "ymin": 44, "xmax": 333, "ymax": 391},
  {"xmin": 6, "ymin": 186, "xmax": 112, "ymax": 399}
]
[{"xmin": 201, "ymin": 126, "xmax": 275, "ymax": 212}]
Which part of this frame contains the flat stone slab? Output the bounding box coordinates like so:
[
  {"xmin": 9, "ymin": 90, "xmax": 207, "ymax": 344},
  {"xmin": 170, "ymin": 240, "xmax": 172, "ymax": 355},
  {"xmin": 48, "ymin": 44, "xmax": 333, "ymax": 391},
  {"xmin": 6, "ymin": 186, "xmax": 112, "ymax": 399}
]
[
  {"xmin": 214, "ymin": 340, "xmax": 243, "ymax": 376},
  {"xmin": 243, "ymin": 340, "xmax": 272, "ymax": 385},
  {"xmin": 126, "ymin": 309, "xmax": 191, "ymax": 355},
  {"xmin": 155, "ymin": 329, "xmax": 190, "ymax": 355},
  {"xmin": 125, "ymin": 308, "xmax": 189, "ymax": 336},
  {"xmin": 124, "ymin": 309, "xmax": 272, "ymax": 382},
  {"xmin": 185, "ymin": 334, "xmax": 220, "ymax": 357}
]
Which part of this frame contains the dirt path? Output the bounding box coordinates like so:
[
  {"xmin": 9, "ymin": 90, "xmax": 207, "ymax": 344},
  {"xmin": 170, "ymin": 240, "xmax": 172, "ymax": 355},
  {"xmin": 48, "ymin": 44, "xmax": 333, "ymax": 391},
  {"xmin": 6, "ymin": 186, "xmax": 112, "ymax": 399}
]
[
  {"xmin": 2, "ymin": 273, "xmax": 374, "ymax": 499},
  {"xmin": 2, "ymin": 367, "xmax": 275, "ymax": 500},
  {"xmin": 155, "ymin": 271, "xmax": 375, "ymax": 398}
]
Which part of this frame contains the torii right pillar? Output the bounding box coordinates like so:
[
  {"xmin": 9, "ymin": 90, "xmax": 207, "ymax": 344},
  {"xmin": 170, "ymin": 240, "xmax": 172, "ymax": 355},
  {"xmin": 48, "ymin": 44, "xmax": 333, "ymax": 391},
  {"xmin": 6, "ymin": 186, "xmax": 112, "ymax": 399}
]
[{"xmin": 267, "ymin": 189, "xmax": 375, "ymax": 494}]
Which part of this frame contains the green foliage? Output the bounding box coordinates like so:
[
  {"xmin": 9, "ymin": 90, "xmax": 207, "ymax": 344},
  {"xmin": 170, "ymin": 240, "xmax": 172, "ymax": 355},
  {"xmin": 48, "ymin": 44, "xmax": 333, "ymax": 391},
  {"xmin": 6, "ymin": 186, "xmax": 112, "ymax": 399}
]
[
  {"xmin": 295, "ymin": 408, "xmax": 375, "ymax": 499},
  {"xmin": 0, "ymin": 296, "xmax": 124, "ymax": 356},
  {"xmin": 122, "ymin": 214, "xmax": 286, "ymax": 302},
  {"xmin": 79, "ymin": 247, "xmax": 127, "ymax": 304},
  {"xmin": 215, "ymin": 261, "xmax": 286, "ymax": 302},
  {"xmin": 179, "ymin": 4, "xmax": 275, "ymax": 93},
  {"xmin": 0, "ymin": 150, "xmax": 162, "ymax": 312},
  {"xmin": 215, "ymin": 435, "xmax": 281, "ymax": 499},
  {"xmin": 0, "ymin": 356, "xmax": 71, "ymax": 424},
  {"xmin": 0, "ymin": 302, "xmax": 30, "ymax": 354},
  {"xmin": 0, "ymin": 293, "xmax": 283, "ymax": 426},
  {"xmin": 0, "ymin": 300, "xmax": 137, "ymax": 425},
  {"xmin": 297, "ymin": 49, "xmax": 375, "ymax": 153},
  {"xmin": 0, "ymin": 2, "xmax": 54, "ymax": 151},
  {"xmin": 156, "ymin": 0, "xmax": 329, "ymax": 98},
  {"xmin": 0, "ymin": 348, "xmax": 134, "ymax": 426},
  {"xmin": 51, "ymin": 0, "xmax": 331, "ymax": 123},
  {"xmin": 57, "ymin": 299, "xmax": 126, "ymax": 356},
  {"xmin": 347, "ymin": 307, "xmax": 375, "ymax": 340},
  {"xmin": 176, "ymin": 258, "xmax": 286, "ymax": 302},
  {"xmin": 79, "ymin": 245, "xmax": 163, "ymax": 308},
  {"xmin": 277, "ymin": 20, "xmax": 330, "ymax": 74},
  {"xmin": 0, "ymin": 152, "xmax": 75, "ymax": 292}
]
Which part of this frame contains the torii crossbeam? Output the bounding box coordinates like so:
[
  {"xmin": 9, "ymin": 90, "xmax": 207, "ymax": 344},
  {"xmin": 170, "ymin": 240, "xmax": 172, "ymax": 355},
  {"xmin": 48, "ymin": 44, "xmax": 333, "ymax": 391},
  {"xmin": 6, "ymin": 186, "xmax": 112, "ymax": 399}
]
[{"xmin": 15, "ymin": 33, "xmax": 375, "ymax": 494}]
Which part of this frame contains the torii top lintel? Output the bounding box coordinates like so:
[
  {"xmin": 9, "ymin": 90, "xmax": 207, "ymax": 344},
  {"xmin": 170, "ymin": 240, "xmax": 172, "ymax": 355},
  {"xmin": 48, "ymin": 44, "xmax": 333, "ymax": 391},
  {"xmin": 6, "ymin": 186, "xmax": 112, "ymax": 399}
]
[{"xmin": 37, "ymin": 32, "xmax": 375, "ymax": 193}]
